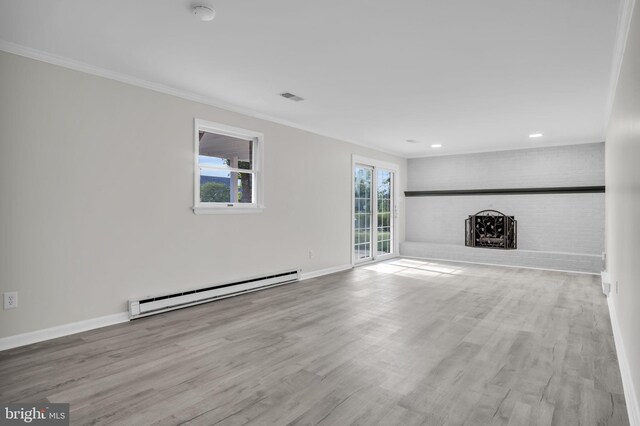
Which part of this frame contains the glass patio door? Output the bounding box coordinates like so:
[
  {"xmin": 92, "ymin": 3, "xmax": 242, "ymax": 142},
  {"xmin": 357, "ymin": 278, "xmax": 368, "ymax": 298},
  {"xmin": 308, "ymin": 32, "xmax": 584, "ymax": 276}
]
[
  {"xmin": 353, "ymin": 165, "xmax": 395, "ymax": 263},
  {"xmin": 376, "ymin": 169, "xmax": 393, "ymax": 258},
  {"xmin": 354, "ymin": 166, "xmax": 374, "ymax": 262}
]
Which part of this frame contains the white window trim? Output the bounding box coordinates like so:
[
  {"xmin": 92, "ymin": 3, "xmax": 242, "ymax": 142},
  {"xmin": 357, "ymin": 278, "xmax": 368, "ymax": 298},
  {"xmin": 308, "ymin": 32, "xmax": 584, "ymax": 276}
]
[{"xmin": 193, "ymin": 119, "xmax": 265, "ymax": 214}]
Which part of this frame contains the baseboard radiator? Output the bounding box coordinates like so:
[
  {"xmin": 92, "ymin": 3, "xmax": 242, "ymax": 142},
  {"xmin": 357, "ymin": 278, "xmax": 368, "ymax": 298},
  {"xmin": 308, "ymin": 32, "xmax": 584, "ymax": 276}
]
[{"xmin": 128, "ymin": 269, "xmax": 301, "ymax": 319}]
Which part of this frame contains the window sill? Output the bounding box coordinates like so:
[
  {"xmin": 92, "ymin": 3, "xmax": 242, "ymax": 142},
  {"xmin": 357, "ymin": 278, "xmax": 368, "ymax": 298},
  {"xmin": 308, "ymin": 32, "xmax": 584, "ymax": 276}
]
[{"xmin": 193, "ymin": 206, "xmax": 265, "ymax": 215}]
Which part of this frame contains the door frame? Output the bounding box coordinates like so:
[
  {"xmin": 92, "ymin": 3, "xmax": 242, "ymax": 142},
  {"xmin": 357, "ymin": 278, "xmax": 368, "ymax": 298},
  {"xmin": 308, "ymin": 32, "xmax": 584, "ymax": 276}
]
[{"xmin": 351, "ymin": 155, "xmax": 401, "ymax": 267}]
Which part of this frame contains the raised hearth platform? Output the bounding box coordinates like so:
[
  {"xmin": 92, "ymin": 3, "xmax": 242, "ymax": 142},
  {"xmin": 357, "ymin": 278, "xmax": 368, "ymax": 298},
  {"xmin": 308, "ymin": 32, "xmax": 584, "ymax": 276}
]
[{"xmin": 400, "ymin": 242, "xmax": 601, "ymax": 273}]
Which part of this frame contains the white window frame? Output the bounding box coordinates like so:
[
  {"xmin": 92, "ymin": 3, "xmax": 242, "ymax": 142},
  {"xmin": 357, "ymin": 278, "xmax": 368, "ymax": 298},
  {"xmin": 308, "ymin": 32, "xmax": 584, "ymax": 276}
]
[{"xmin": 193, "ymin": 119, "xmax": 264, "ymax": 214}]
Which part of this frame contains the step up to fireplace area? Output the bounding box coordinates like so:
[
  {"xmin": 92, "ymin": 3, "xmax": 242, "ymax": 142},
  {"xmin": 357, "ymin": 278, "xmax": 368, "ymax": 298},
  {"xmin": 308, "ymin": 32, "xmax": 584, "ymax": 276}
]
[{"xmin": 400, "ymin": 242, "xmax": 602, "ymax": 273}]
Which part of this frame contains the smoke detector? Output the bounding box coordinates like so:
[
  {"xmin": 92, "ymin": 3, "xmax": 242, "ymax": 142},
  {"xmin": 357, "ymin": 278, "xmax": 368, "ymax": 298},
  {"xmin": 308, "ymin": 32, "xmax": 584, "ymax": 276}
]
[{"xmin": 192, "ymin": 6, "xmax": 216, "ymax": 21}]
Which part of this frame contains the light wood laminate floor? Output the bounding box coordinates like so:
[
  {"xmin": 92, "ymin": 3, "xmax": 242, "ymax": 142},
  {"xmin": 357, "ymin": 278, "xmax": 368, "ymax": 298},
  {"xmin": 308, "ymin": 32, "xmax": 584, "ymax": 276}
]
[{"xmin": 0, "ymin": 258, "xmax": 629, "ymax": 425}]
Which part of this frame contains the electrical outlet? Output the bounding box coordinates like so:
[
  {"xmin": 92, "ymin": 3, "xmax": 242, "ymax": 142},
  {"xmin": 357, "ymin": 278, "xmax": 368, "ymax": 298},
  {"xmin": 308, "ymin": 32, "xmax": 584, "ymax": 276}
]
[
  {"xmin": 4, "ymin": 292, "xmax": 18, "ymax": 309},
  {"xmin": 308, "ymin": 249, "xmax": 314, "ymax": 259}
]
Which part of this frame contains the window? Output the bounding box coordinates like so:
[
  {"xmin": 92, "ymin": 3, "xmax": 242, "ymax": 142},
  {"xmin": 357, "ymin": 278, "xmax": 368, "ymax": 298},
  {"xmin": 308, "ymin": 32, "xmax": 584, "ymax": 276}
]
[{"xmin": 193, "ymin": 119, "xmax": 264, "ymax": 214}]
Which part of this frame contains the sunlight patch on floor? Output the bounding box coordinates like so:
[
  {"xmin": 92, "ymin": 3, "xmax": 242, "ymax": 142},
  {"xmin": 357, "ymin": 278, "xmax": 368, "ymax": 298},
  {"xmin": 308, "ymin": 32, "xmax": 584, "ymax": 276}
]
[
  {"xmin": 396, "ymin": 268, "xmax": 441, "ymax": 279},
  {"xmin": 362, "ymin": 263, "xmax": 407, "ymax": 274},
  {"xmin": 359, "ymin": 258, "xmax": 465, "ymax": 278},
  {"xmin": 387, "ymin": 258, "xmax": 427, "ymax": 268}
]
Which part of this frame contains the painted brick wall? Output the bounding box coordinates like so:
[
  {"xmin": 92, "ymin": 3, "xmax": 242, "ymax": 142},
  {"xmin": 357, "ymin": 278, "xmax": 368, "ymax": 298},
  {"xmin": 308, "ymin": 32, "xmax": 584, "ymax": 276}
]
[
  {"xmin": 406, "ymin": 193, "xmax": 604, "ymax": 253},
  {"xmin": 404, "ymin": 143, "xmax": 605, "ymax": 271},
  {"xmin": 408, "ymin": 143, "xmax": 604, "ymax": 190}
]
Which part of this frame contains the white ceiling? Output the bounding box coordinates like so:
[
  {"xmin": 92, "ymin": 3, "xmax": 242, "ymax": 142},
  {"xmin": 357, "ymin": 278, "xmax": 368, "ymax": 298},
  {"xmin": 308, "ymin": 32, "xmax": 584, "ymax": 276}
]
[{"xmin": 0, "ymin": 0, "xmax": 621, "ymax": 157}]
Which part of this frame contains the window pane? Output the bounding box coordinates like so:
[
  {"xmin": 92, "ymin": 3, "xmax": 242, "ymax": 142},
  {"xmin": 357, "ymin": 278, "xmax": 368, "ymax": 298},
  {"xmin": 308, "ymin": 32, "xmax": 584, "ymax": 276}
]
[
  {"xmin": 356, "ymin": 243, "xmax": 370, "ymax": 260},
  {"xmin": 199, "ymin": 131, "xmax": 253, "ymax": 170},
  {"xmin": 200, "ymin": 169, "xmax": 231, "ymax": 202},
  {"xmin": 354, "ymin": 166, "xmax": 374, "ymax": 262},
  {"xmin": 200, "ymin": 169, "xmax": 254, "ymax": 203},
  {"xmin": 236, "ymin": 172, "xmax": 254, "ymax": 203}
]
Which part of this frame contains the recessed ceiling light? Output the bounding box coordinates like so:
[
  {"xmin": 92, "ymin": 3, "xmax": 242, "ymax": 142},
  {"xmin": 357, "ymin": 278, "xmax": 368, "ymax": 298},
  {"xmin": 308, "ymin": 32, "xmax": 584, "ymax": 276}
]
[
  {"xmin": 431, "ymin": 144, "xmax": 442, "ymax": 148},
  {"xmin": 192, "ymin": 6, "xmax": 216, "ymax": 21},
  {"xmin": 529, "ymin": 133, "xmax": 543, "ymax": 138}
]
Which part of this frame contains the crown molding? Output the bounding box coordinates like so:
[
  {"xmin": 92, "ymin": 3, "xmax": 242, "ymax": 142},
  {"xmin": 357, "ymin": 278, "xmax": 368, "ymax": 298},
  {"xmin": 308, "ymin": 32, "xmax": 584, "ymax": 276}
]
[
  {"xmin": 604, "ymin": 0, "xmax": 637, "ymax": 129},
  {"xmin": 0, "ymin": 40, "xmax": 405, "ymax": 159}
]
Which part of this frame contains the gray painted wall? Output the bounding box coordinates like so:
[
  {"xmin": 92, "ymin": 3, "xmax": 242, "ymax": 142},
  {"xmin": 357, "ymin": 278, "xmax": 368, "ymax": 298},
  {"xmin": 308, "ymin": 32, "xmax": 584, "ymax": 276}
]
[
  {"xmin": 605, "ymin": 0, "xmax": 640, "ymax": 418},
  {"xmin": 403, "ymin": 143, "xmax": 604, "ymax": 272},
  {"xmin": 0, "ymin": 52, "xmax": 407, "ymax": 339}
]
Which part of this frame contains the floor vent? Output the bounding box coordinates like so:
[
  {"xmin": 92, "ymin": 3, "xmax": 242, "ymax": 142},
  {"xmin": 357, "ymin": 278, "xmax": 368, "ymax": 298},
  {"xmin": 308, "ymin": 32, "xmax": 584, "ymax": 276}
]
[{"xmin": 128, "ymin": 269, "xmax": 300, "ymax": 319}]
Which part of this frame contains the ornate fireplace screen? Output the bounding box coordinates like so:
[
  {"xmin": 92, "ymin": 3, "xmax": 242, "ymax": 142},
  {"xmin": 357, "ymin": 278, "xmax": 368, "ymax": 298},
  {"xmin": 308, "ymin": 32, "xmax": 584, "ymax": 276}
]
[{"xmin": 465, "ymin": 210, "xmax": 517, "ymax": 249}]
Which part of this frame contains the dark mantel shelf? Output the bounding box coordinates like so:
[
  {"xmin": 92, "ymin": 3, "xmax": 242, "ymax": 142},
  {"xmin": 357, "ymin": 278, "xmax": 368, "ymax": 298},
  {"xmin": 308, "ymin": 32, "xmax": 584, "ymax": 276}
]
[{"xmin": 404, "ymin": 186, "xmax": 605, "ymax": 197}]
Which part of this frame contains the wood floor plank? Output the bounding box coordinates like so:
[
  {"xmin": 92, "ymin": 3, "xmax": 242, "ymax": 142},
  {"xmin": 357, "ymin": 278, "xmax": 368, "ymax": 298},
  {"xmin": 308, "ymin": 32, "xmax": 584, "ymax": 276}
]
[{"xmin": 0, "ymin": 258, "xmax": 629, "ymax": 425}]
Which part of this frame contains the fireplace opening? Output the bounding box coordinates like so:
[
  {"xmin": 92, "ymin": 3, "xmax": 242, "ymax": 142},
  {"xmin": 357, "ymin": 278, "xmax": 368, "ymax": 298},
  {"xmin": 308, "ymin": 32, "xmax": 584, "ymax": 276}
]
[{"xmin": 465, "ymin": 210, "xmax": 517, "ymax": 250}]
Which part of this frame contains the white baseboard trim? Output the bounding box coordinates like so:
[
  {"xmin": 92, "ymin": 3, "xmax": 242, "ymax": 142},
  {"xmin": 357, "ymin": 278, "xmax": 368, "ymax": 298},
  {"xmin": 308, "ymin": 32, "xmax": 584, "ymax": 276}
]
[
  {"xmin": 0, "ymin": 264, "xmax": 353, "ymax": 352},
  {"xmin": 601, "ymin": 271, "xmax": 612, "ymax": 296},
  {"xmin": 401, "ymin": 255, "xmax": 599, "ymax": 275},
  {"xmin": 0, "ymin": 312, "xmax": 129, "ymax": 352},
  {"xmin": 608, "ymin": 296, "xmax": 640, "ymax": 426},
  {"xmin": 300, "ymin": 264, "xmax": 353, "ymax": 281},
  {"xmin": 351, "ymin": 254, "xmax": 400, "ymax": 269}
]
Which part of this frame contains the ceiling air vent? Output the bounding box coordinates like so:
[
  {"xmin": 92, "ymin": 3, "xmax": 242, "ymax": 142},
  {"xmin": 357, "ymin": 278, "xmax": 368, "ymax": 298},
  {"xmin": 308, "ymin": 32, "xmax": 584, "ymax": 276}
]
[{"xmin": 280, "ymin": 92, "xmax": 304, "ymax": 102}]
